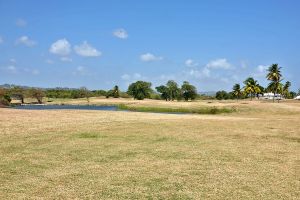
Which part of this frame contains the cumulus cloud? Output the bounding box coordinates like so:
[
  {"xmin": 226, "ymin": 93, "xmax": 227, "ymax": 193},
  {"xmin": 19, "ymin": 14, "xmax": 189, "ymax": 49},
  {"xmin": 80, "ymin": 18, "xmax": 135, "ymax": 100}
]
[
  {"xmin": 206, "ymin": 58, "xmax": 232, "ymax": 69},
  {"xmin": 185, "ymin": 59, "xmax": 198, "ymax": 67},
  {"xmin": 186, "ymin": 58, "xmax": 232, "ymax": 79},
  {"xmin": 140, "ymin": 53, "xmax": 163, "ymax": 62},
  {"xmin": 16, "ymin": 18, "xmax": 27, "ymax": 27},
  {"xmin": 60, "ymin": 57, "xmax": 72, "ymax": 62},
  {"xmin": 15, "ymin": 36, "xmax": 36, "ymax": 47},
  {"xmin": 74, "ymin": 41, "xmax": 101, "ymax": 57},
  {"xmin": 113, "ymin": 28, "xmax": 128, "ymax": 39},
  {"xmin": 49, "ymin": 39, "xmax": 71, "ymax": 56}
]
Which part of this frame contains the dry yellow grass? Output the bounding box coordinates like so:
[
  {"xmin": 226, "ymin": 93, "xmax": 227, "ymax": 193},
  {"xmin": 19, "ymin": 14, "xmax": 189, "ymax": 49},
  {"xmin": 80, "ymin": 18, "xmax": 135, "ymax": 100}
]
[{"xmin": 0, "ymin": 99, "xmax": 299, "ymax": 199}]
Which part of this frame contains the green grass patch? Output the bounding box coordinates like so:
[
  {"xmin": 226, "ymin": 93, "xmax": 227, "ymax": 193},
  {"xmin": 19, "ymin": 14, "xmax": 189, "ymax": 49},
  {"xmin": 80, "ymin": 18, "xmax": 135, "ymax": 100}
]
[{"xmin": 117, "ymin": 104, "xmax": 235, "ymax": 114}]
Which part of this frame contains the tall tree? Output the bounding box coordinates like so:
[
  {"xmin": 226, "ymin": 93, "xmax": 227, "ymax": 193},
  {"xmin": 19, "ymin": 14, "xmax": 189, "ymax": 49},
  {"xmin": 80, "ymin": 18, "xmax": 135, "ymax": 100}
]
[
  {"xmin": 28, "ymin": 88, "xmax": 45, "ymax": 104},
  {"xmin": 166, "ymin": 80, "xmax": 179, "ymax": 101},
  {"xmin": 232, "ymin": 84, "xmax": 242, "ymax": 101},
  {"xmin": 181, "ymin": 81, "xmax": 197, "ymax": 101},
  {"xmin": 10, "ymin": 86, "xmax": 25, "ymax": 104},
  {"xmin": 79, "ymin": 87, "xmax": 91, "ymax": 103},
  {"xmin": 266, "ymin": 64, "xmax": 283, "ymax": 102},
  {"xmin": 282, "ymin": 81, "xmax": 291, "ymax": 99},
  {"xmin": 155, "ymin": 85, "xmax": 170, "ymax": 101},
  {"xmin": 243, "ymin": 77, "xmax": 261, "ymax": 100},
  {"xmin": 127, "ymin": 81, "xmax": 152, "ymax": 100}
]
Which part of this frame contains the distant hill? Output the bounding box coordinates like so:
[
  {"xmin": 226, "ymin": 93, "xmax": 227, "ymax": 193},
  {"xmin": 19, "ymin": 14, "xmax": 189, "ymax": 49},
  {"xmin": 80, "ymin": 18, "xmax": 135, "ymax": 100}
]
[{"xmin": 0, "ymin": 84, "xmax": 77, "ymax": 90}]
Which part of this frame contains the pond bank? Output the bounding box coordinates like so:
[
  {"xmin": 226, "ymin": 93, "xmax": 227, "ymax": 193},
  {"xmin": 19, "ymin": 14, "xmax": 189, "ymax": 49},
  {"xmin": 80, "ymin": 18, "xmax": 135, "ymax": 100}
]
[{"xmin": 12, "ymin": 104, "xmax": 236, "ymax": 115}]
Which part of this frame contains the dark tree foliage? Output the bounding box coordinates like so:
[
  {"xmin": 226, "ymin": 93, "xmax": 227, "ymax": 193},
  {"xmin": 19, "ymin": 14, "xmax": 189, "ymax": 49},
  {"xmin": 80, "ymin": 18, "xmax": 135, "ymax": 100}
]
[
  {"xmin": 216, "ymin": 90, "xmax": 229, "ymax": 100},
  {"xmin": 155, "ymin": 85, "xmax": 170, "ymax": 101},
  {"xmin": 0, "ymin": 89, "xmax": 11, "ymax": 106},
  {"xmin": 181, "ymin": 81, "xmax": 197, "ymax": 101},
  {"xmin": 166, "ymin": 80, "xmax": 180, "ymax": 101},
  {"xmin": 106, "ymin": 85, "xmax": 120, "ymax": 98},
  {"xmin": 127, "ymin": 81, "xmax": 152, "ymax": 100}
]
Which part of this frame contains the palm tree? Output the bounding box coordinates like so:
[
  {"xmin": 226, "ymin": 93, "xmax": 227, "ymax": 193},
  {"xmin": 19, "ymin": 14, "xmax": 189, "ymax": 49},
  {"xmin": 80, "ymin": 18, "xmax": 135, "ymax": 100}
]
[
  {"xmin": 243, "ymin": 77, "xmax": 261, "ymax": 100},
  {"xmin": 232, "ymin": 83, "xmax": 242, "ymax": 101},
  {"xmin": 266, "ymin": 64, "xmax": 282, "ymax": 102},
  {"xmin": 283, "ymin": 81, "xmax": 291, "ymax": 99}
]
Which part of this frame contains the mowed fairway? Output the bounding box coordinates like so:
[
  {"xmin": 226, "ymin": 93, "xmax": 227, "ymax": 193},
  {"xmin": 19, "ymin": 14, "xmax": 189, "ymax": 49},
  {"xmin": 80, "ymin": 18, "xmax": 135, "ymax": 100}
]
[{"xmin": 0, "ymin": 100, "xmax": 299, "ymax": 199}]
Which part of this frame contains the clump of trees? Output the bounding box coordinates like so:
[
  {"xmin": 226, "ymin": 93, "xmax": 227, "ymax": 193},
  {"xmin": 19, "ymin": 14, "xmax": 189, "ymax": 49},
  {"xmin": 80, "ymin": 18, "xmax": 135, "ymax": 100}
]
[
  {"xmin": 216, "ymin": 90, "xmax": 233, "ymax": 100},
  {"xmin": 28, "ymin": 88, "xmax": 45, "ymax": 104},
  {"xmin": 181, "ymin": 81, "xmax": 197, "ymax": 101},
  {"xmin": 217, "ymin": 64, "xmax": 296, "ymax": 102},
  {"xmin": 127, "ymin": 81, "xmax": 152, "ymax": 100},
  {"xmin": 106, "ymin": 85, "xmax": 120, "ymax": 98},
  {"xmin": 155, "ymin": 80, "xmax": 197, "ymax": 101}
]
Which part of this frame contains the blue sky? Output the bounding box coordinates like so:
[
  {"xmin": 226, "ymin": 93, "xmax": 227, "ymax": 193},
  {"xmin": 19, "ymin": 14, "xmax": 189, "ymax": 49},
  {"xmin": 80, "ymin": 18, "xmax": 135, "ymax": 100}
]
[{"xmin": 0, "ymin": 0, "xmax": 299, "ymax": 91}]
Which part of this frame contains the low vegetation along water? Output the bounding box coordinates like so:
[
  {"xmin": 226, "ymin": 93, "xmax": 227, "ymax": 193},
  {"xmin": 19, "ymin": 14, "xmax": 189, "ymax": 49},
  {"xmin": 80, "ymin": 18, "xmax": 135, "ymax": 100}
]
[{"xmin": 13, "ymin": 104, "xmax": 235, "ymax": 114}]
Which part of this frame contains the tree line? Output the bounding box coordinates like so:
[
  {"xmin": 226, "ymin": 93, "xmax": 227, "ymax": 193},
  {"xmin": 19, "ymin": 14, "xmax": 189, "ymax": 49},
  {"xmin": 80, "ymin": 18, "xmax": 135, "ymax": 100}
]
[
  {"xmin": 0, "ymin": 63, "xmax": 299, "ymax": 106},
  {"xmin": 216, "ymin": 64, "xmax": 297, "ymax": 102}
]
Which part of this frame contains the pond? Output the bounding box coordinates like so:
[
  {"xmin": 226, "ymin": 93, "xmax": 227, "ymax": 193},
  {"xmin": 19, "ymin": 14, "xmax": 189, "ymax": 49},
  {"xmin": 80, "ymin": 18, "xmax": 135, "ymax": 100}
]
[{"xmin": 13, "ymin": 105, "xmax": 118, "ymax": 111}]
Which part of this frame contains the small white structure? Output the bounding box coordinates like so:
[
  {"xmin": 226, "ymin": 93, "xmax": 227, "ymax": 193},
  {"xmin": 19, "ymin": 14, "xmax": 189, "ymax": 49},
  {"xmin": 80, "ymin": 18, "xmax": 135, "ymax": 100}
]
[
  {"xmin": 262, "ymin": 93, "xmax": 283, "ymax": 100},
  {"xmin": 294, "ymin": 95, "xmax": 300, "ymax": 100}
]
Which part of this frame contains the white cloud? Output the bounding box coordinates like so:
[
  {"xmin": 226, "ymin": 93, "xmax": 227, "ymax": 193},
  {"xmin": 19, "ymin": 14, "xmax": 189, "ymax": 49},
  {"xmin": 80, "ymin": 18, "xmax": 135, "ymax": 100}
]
[
  {"xmin": 206, "ymin": 58, "xmax": 232, "ymax": 69},
  {"xmin": 0, "ymin": 36, "xmax": 3, "ymax": 44},
  {"xmin": 74, "ymin": 41, "xmax": 101, "ymax": 57},
  {"xmin": 121, "ymin": 73, "xmax": 146, "ymax": 82},
  {"xmin": 202, "ymin": 67, "xmax": 210, "ymax": 77},
  {"xmin": 121, "ymin": 74, "xmax": 130, "ymax": 81},
  {"xmin": 140, "ymin": 53, "xmax": 163, "ymax": 62},
  {"xmin": 253, "ymin": 64, "xmax": 269, "ymax": 78},
  {"xmin": 113, "ymin": 28, "xmax": 128, "ymax": 39},
  {"xmin": 159, "ymin": 74, "xmax": 176, "ymax": 81},
  {"xmin": 0, "ymin": 65, "xmax": 18, "ymax": 74},
  {"xmin": 72, "ymin": 66, "xmax": 91, "ymax": 76},
  {"xmin": 15, "ymin": 36, "xmax": 36, "ymax": 47},
  {"xmin": 185, "ymin": 59, "xmax": 198, "ymax": 67},
  {"xmin": 49, "ymin": 39, "xmax": 71, "ymax": 56},
  {"xmin": 60, "ymin": 57, "xmax": 72, "ymax": 62},
  {"xmin": 257, "ymin": 65, "xmax": 268, "ymax": 73},
  {"xmin": 23, "ymin": 68, "xmax": 40, "ymax": 75},
  {"xmin": 16, "ymin": 18, "xmax": 27, "ymax": 27}
]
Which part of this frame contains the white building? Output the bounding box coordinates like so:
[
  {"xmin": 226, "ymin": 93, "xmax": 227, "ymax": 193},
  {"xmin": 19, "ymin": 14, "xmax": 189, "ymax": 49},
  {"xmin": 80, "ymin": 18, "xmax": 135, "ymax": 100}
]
[{"xmin": 262, "ymin": 93, "xmax": 283, "ymax": 100}]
